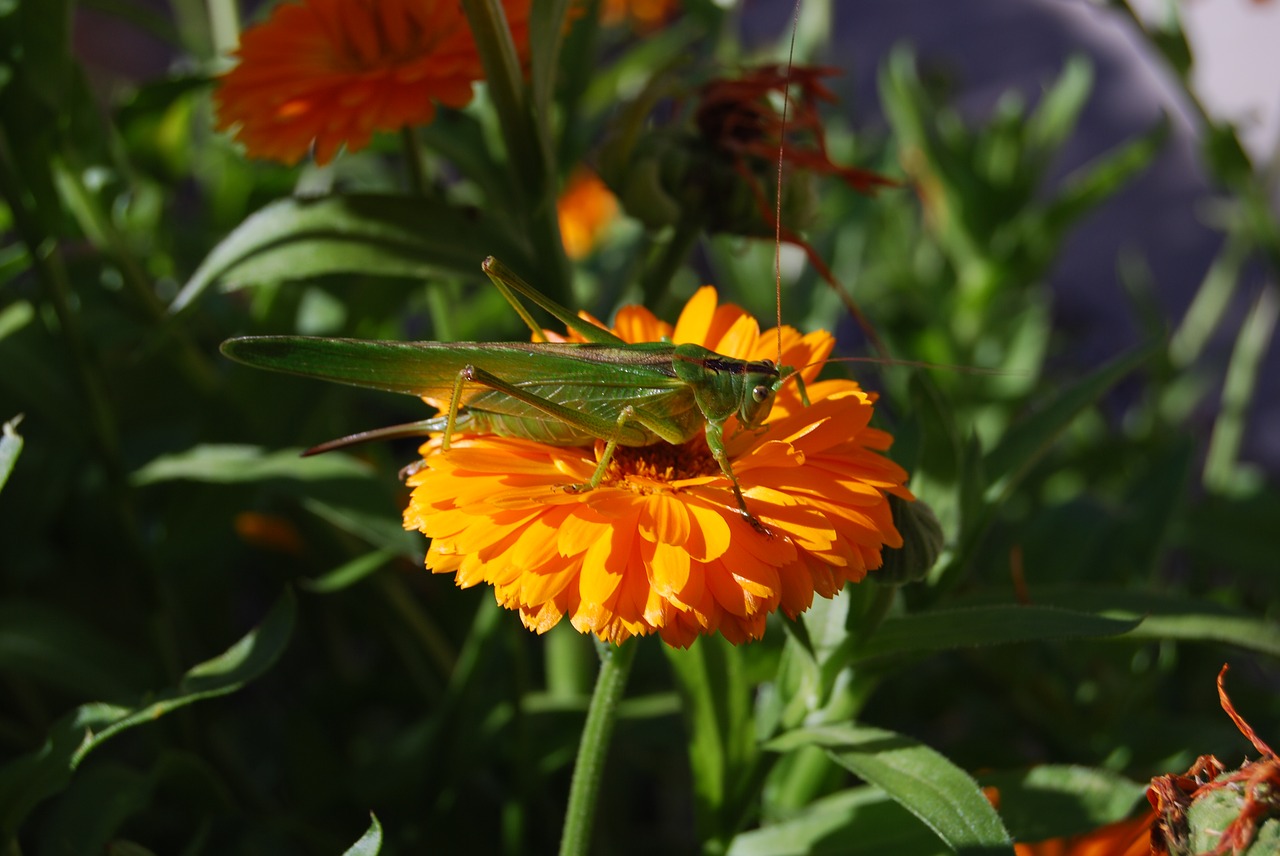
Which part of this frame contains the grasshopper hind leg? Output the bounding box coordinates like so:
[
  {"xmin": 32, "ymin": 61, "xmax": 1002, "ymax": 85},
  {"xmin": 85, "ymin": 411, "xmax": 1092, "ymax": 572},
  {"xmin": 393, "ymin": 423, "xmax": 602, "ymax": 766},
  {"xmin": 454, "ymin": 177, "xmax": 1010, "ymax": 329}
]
[{"xmin": 561, "ymin": 406, "xmax": 636, "ymax": 495}]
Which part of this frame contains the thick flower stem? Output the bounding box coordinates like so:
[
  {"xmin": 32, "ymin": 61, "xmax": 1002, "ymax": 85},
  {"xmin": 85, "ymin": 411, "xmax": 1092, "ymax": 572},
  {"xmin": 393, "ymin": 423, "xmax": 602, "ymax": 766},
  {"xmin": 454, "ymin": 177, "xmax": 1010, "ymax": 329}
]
[{"xmin": 559, "ymin": 638, "xmax": 639, "ymax": 856}]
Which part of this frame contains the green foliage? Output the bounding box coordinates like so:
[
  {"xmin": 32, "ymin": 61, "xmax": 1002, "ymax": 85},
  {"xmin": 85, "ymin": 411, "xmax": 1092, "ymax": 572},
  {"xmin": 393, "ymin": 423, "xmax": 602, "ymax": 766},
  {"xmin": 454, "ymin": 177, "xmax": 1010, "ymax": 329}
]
[{"xmin": 0, "ymin": 0, "xmax": 1277, "ymax": 854}]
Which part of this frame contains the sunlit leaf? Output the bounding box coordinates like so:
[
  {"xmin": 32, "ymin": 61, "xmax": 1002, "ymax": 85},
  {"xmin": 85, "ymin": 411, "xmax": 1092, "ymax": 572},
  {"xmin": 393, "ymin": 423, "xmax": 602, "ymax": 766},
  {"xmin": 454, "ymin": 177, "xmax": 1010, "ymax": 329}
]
[
  {"xmin": 341, "ymin": 813, "xmax": 383, "ymax": 856},
  {"xmin": 979, "ymin": 765, "xmax": 1146, "ymax": 842},
  {"xmin": 769, "ymin": 724, "xmax": 1014, "ymax": 854},
  {"xmin": 131, "ymin": 444, "xmax": 374, "ymax": 485},
  {"xmin": 303, "ymin": 549, "xmax": 398, "ymax": 594},
  {"xmin": 0, "ymin": 413, "xmax": 21, "ymax": 492},
  {"xmin": 728, "ymin": 786, "xmax": 946, "ymax": 856}
]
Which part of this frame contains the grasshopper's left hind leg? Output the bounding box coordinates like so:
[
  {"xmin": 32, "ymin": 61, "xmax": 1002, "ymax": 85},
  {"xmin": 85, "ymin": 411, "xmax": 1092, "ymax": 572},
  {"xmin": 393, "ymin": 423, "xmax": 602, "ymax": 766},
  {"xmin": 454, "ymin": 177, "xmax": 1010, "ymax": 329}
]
[{"xmin": 563, "ymin": 406, "xmax": 637, "ymax": 495}]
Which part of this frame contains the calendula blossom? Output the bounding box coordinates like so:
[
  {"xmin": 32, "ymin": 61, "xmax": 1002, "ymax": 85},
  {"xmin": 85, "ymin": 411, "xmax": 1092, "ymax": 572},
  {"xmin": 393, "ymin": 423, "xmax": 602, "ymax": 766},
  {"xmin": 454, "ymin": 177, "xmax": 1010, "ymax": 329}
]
[
  {"xmin": 214, "ymin": 0, "xmax": 532, "ymax": 165},
  {"xmin": 402, "ymin": 287, "xmax": 912, "ymax": 647},
  {"xmin": 557, "ymin": 168, "xmax": 620, "ymax": 259}
]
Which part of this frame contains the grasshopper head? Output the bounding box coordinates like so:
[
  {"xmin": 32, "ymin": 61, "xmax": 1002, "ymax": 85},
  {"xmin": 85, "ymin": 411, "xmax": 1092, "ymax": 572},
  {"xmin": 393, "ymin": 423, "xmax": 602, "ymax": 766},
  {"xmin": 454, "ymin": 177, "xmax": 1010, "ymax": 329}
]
[{"xmin": 737, "ymin": 359, "xmax": 786, "ymax": 429}]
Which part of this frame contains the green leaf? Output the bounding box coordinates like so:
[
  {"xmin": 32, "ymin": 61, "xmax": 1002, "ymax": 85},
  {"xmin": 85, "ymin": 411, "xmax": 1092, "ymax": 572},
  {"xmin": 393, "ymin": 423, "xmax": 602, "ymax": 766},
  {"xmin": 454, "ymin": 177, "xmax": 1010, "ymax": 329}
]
[
  {"xmin": 530, "ymin": 0, "xmax": 573, "ymax": 123},
  {"xmin": 978, "ymin": 766, "xmax": 1146, "ymax": 842},
  {"xmin": 172, "ymin": 194, "xmax": 532, "ymax": 311},
  {"xmin": 0, "ymin": 590, "xmax": 295, "ymax": 837},
  {"xmin": 983, "ymin": 344, "xmax": 1156, "ymax": 490},
  {"xmin": 768, "ymin": 724, "xmax": 1014, "ymax": 855},
  {"xmin": 1041, "ymin": 119, "xmax": 1167, "ymax": 243},
  {"xmin": 1025, "ymin": 57, "xmax": 1093, "ymax": 161},
  {"xmin": 303, "ymin": 498, "xmax": 422, "ymax": 559},
  {"xmin": 853, "ymin": 605, "xmax": 1140, "ymax": 663},
  {"xmin": 0, "ymin": 413, "xmax": 20, "ymax": 492},
  {"xmin": 1027, "ymin": 587, "xmax": 1280, "ymax": 658},
  {"xmin": 1204, "ymin": 287, "xmax": 1279, "ymax": 494},
  {"xmin": 341, "ymin": 813, "xmax": 383, "ymax": 856},
  {"xmin": 303, "ymin": 549, "xmax": 398, "ymax": 594},
  {"xmin": 131, "ymin": 444, "xmax": 374, "ymax": 485},
  {"xmin": 664, "ymin": 636, "xmax": 757, "ymax": 846},
  {"xmin": 1201, "ymin": 122, "xmax": 1253, "ymax": 186},
  {"xmin": 728, "ymin": 786, "xmax": 948, "ymax": 856}
]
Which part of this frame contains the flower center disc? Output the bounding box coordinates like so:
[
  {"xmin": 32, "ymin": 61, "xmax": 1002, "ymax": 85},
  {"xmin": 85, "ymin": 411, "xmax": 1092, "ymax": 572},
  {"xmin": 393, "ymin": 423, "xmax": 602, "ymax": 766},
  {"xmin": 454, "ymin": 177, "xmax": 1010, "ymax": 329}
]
[{"xmin": 603, "ymin": 436, "xmax": 722, "ymax": 491}]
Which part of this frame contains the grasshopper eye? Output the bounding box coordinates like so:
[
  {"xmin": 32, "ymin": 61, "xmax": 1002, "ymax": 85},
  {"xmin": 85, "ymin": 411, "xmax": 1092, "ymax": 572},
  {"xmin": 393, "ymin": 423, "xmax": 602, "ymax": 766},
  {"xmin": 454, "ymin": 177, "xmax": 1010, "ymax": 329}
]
[{"xmin": 752, "ymin": 385, "xmax": 771, "ymax": 403}]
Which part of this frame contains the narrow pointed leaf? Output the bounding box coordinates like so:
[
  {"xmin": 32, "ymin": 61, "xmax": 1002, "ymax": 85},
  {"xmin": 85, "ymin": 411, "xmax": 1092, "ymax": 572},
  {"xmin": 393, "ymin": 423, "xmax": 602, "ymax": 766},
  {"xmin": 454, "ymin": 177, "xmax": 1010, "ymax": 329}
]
[
  {"xmin": 304, "ymin": 549, "xmax": 398, "ymax": 594},
  {"xmin": 1026, "ymin": 587, "xmax": 1280, "ymax": 658},
  {"xmin": 854, "ymin": 605, "xmax": 1141, "ymax": 663},
  {"xmin": 978, "ymin": 766, "xmax": 1146, "ymax": 842},
  {"xmin": 769, "ymin": 724, "xmax": 1014, "ymax": 854},
  {"xmin": 727, "ymin": 786, "xmax": 945, "ymax": 855},
  {"xmin": 0, "ymin": 414, "xmax": 21, "ymax": 493},
  {"xmin": 341, "ymin": 814, "xmax": 383, "ymax": 856},
  {"xmin": 983, "ymin": 344, "xmax": 1156, "ymax": 488},
  {"xmin": 1024, "ymin": 57, "xmax": 1093, "ymax": 159},
  {"xmin": 172, "ymin": 194, "xmax": 531, "ymax": 311},
  {"xmin": 132, "ymin": 444, "xmax": 374, "ymax": 485}
]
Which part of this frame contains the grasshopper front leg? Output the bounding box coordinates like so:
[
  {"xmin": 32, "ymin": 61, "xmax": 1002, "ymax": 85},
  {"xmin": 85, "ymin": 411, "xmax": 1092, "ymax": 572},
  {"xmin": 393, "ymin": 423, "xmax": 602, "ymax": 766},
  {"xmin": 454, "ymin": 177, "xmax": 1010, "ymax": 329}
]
[{"xmin": 704, "ymin": 419, "xmax": 771, "ymax": 535}]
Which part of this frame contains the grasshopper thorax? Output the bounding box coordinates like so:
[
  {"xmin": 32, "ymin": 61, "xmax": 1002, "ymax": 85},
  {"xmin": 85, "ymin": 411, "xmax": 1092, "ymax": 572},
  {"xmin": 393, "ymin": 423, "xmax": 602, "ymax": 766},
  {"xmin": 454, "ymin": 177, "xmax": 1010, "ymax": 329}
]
[{"xmin": 671, "ymin": 343, "xmax": 785, "ymax": 430}]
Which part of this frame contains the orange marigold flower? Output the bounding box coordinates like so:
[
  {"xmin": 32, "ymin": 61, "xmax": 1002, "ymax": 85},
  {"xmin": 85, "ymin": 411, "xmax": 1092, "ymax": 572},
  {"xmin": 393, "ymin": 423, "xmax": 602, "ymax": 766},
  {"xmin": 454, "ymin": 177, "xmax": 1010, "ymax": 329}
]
[
  {"xmin": 402, "ymin": 287, "xmax": 912, "ymax": 647},
  {"xmin": 214, "ymin": 0, "xmax": 532, "ymax": 165},
  {"xmin": 557, "ymin": 168, "xmax": 620, "ymax": 259}
]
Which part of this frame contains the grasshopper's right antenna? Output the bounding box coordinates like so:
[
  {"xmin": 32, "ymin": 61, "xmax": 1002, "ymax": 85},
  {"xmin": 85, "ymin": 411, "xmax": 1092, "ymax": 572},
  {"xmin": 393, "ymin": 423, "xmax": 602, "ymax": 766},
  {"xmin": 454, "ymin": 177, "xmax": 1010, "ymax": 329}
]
[{"xmin": 775, "ymin": 0, "xmax": 803, "ymax": 370}]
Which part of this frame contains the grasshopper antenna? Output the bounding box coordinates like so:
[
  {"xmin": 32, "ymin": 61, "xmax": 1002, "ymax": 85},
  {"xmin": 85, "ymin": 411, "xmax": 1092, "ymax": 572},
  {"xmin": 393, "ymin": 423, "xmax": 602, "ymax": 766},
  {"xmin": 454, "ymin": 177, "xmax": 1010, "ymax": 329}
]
[{"xmin": 775, "ymin": 0, "xmax": 803, "ymax": 370}]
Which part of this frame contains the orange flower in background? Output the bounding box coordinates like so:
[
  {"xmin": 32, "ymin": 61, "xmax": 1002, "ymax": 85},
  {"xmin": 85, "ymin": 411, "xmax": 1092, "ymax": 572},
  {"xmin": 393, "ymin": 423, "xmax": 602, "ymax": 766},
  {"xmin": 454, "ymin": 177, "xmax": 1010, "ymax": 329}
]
[
  {"xmin": 214, "ymin": 0, "xmax": 532, "ymax": 165},
  {"xmin": 557, "ymin": 168, "xmax": 620, "ymax": 259},
  {"xmin": 402, "ymin": 288, "xmax": 912, "ymax": 647},
  {"xmin": 601, "ymin": 0, "xmax": 679, "ymax": 32}
]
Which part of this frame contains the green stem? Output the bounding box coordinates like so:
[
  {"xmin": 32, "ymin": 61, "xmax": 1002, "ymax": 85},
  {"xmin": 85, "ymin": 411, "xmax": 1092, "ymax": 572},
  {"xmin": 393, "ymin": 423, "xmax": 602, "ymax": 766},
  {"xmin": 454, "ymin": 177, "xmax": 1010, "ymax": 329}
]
[
  {"xmin": 856, "ymin": 582, "xmax": 899, "ymax": 645},
  {"xmin": 205, "ymin": 0, "xmax": 241, "ymax": 60},
  {"xmin": 558, "ymin": 638, "xmax": 638, "ymax": 856},
  {"xmin": 400, "ymin": 126, "xmax": 431, "ymax": 198}
]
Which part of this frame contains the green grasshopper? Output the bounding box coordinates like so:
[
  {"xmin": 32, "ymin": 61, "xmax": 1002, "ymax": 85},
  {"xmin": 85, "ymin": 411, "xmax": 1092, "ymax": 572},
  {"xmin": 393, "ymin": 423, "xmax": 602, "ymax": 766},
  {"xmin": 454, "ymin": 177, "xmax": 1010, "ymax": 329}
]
[{"xmin": 221, "ymin": 257, "xmax": 802, "ymax": 532}]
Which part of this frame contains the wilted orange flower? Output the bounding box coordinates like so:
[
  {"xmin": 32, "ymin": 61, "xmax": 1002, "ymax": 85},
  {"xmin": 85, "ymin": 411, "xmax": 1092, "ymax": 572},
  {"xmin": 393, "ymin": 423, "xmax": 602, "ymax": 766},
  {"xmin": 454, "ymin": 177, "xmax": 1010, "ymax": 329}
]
[
  {"xmin": 557, "ymin": 168, "xmax": 620, "ymax": 259},
  {"xmin": 402, "ymin": 287, "xmax": 912, "ymax": 647},
  {"xmin": 214, "ymin": 0, "xmax": 532, "ymax": 165}
]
